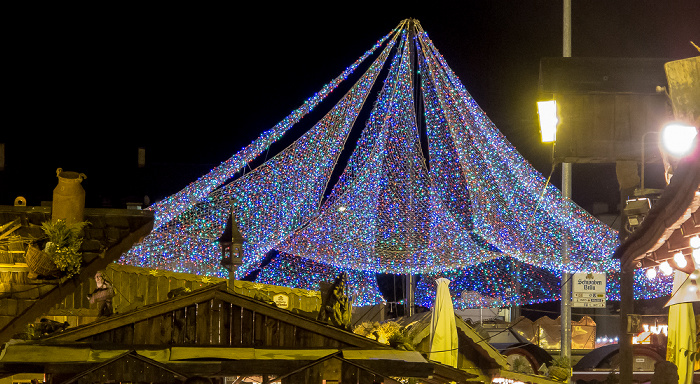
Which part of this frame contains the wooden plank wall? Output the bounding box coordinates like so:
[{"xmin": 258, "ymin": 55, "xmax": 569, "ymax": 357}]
[
  {"xmin": 45, "ymin": 264, "xmax": 321, "ymax": 328},
  {"xmin": 45, "ymin": 264, "xmax": 225, "ymax": 326},
  {"xmin": 79, "ymin": 297, "xmax": 348, "ymax": 349}
]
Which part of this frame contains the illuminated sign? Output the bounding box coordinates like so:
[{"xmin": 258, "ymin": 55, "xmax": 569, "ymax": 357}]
[
  {"xmin": 273, "ymin": 293, "xmax": 289, "ymax": 309},
  {"xmin": 573, "ymin": 272, "xmax": 606, "ymax": 308}
]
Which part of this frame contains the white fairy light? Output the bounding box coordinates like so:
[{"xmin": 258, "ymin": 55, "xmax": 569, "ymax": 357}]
[
  {"xmin": 674, "ymin": 252, "xmax": 687, "ymax": 268},
  {"xmin": 646, "ymin": 267, "xmax": 657, "ymax": 280},
  {"xmin": 659, "ymin": 261, "xmax": 673, "ymax": 276}
]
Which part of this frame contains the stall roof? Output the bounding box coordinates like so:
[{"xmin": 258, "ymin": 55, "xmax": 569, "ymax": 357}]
[{"xmin": 0, "ymin": 282, "xmax": 477, "ymax": 383}]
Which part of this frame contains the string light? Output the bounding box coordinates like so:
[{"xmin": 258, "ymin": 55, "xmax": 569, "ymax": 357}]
[
  {"xmin": 673, "ymin": 252, "xmax": 687, "ymax": 268},
  {"xmin": 646, "ymin": 267, "xmax": 657, "ymax": 280},
  {"xmin": 119, "ymin": 19, "xmax": 671, "ymax": 305},
  {"xmin": 659, "ymin": 261, "xmax": 673, "ymax": 276},
  {"xmin": 690, "ymin": 235, "xmax": 700, "ymax": 249}
]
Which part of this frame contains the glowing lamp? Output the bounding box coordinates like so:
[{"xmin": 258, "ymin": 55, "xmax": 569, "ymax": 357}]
[
  {"xmin": 659, "ymin": 261, "xmax": 673, "ymax": 276},
  {"xmin": 537, "ymin": 100, "xmax": 558, "ymax": 143},
  {"xmin": 674, "ymin": 252, "xmax": 687, "ymax": 268},
  {"xmin": 661, "ymin": 122, "xmax": 698, "ymax": 157},
  {"xmin": 645, "ymin": 267, "xmax": 657, "ymax": 280},
  {"xmin": 690, "ymin": 235, "xmax": 700, "ymax": 249}
]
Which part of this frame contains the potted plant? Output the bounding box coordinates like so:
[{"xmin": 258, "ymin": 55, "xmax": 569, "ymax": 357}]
[
  {"xmin": 511, "ymin": 356, "xmax": 534, "ymax": 374},
  {"xmin": 25, "ymin": 219, "xmax": 89, "ymax": 278},
  {"xmin": 548, "ymin": 356, "xmax": 572, "ymax": 382}
]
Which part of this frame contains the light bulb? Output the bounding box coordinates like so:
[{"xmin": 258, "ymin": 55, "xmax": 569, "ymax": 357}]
[
  {"xmin": 674, "ymin": 252, "xmax": 687, "ymax": 268},
  {"xmin": 690, "ymin": 235, "xmax": 700, "ymax": 249},
  {"xmin": 646, "ymin": 267, "xmax": 657, "ymax": 280},
  {"xmin": 660, "ymin": 261, "xmax": 673, "ymax": 276},
  {"xmin": 661, "ymin": 123, "xmax": 698, "ymax": 157}
]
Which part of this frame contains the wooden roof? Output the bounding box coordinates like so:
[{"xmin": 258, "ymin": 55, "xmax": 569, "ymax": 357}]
[
  {"xmin": 389, "ymin": 311, "xmax": 564, "ymax": 384},
  {"xmin": 0, "ymin": 282, "xmax": 477, "ymax": 383},
  {"xmin": 395, "ymin": 310, "xmax": 508, "ymax": 369},
  {"xmin": 40, "ymin": 282, "xmax": 383, "ymax": 349},
  {"xmin": 61, "ymin": 350, "xmax": 189, "ymax": 384}
]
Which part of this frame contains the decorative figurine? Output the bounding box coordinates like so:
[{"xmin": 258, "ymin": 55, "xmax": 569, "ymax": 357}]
[
  {"xmin": 317, "ymin": 272, "xmax": 353, "ymax": 331},
  {"xmin": 87, "ymin": 270, "xmax": 114, "ymax": 317}
]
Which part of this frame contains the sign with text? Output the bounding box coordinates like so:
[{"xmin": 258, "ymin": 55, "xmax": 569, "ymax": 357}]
[
  {"xmin": 572, "ymin": 272, "xmax": 606, "ymax": 308},
  {"xmin": 273, "ymin": 293, "xmax": 289, "ymax": 309}
]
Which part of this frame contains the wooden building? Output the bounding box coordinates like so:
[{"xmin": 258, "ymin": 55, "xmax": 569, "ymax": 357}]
[{"xmin": 0, "ymin": 282, "xmax": 475, "ymax": 384}]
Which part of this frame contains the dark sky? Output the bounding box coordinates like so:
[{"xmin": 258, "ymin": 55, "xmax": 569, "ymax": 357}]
[{"xmin": 2, "ymin": 2, "xmax": 698, "ymax": 211}]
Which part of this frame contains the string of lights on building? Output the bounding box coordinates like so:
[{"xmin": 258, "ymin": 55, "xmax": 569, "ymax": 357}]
[{"xmin": 120, "ymin": 20, "xmax": 672, "ymax": 307}]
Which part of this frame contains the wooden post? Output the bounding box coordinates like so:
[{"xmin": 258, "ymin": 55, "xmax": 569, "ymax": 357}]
[{"xmin": 619, "ymin": 264, "xmax": 635, "ymax": 383}]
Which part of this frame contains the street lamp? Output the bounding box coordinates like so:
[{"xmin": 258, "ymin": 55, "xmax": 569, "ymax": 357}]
[
  {"xmin": 623, "ymin": 197, "xmax": 652, "ymax": 234},
  {"xmin": 536, "ymin": 96, "xmax": 573, "ymax": 362},
  {"xmin": 624, "ymin": 122, "xmax": 698, "ymax": 233},
  {"xmin": 661, "ymin": 122, "xmax": 698, "ymax": 157},
  {"xmin": 537, "ymin": 100, "xmax": 558, "ymax": 143}
]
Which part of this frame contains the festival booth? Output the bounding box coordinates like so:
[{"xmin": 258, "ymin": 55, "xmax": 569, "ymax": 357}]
[
  {"xmin": 378, "ymin": 311, "xmax": 563, "ymax": 384},
  {"xmin": 0, "ymin": 282, "xmax": 474, "ymax": 384}
]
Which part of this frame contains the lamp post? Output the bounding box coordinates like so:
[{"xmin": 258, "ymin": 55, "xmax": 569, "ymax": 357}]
[
  {"xmin": 537, "ymin": 96, "xmax": 572, "ymax": 363},
  {"xmin": 560, "ymin": 0, "xmax": 573, "ymax": 364},
  {"xmin": 639, "ymin": 131, "xmax": 660, "ymax": 194},
  {"xmin": 538, "ymin": 0, "xmax": 572, "ymax": 362}
]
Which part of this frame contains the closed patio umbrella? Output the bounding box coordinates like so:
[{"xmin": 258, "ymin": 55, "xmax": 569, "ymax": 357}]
[
  {"xmin": 666, "ymin": 271, "xmax": 698, "ymax": 384},
  {"xmin": 429, "ymin": 277, "xmax": 459, "ymax": 367}
]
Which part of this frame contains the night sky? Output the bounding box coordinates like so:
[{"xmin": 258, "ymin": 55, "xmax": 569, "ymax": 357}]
[{"xmin": 2, "ymin": 2, "xmax": 698, "ymax": 213}]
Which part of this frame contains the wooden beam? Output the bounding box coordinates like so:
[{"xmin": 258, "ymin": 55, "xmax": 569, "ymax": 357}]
[
  {"xmin": 0, "ymin": 263, "xmax": 29, "ymax": 273},
  {"xmin": 266, "ymin": 351, "xmax": 340, "ymax": 384},
  {"xmin": 0, "ymin": 219, "xmax": 20, "ymax": 241},
  {"xmin": 638, "ymin": 204, "xmax": 700, "ymax": 269},
  {"xmin": 618, "ymin": 166, "xmax": 700, "ymax": 271}
]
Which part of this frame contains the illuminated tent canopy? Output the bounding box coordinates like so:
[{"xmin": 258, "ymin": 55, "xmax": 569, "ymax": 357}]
[{"xmin": 121, "ymin": 19, "xmax": 669, "ymax": 307}]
